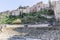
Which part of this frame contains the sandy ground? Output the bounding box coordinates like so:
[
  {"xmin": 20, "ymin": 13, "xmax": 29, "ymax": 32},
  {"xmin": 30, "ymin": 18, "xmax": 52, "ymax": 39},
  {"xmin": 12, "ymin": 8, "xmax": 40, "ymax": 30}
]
[{"xmin": 0, "ymin": 27, "xmax": 27, "ymax": 40}]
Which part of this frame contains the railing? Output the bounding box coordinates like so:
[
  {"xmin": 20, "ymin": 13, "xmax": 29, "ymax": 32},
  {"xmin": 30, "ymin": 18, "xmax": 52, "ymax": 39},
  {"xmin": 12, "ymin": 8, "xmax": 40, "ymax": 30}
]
[{"xmin": 0, "ymin": 24, "xmax": 51, "ymax": 28}]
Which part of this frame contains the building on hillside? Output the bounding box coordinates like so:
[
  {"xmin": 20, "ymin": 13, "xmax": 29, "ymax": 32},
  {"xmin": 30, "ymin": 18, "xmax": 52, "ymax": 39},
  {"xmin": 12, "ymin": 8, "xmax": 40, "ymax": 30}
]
[
  {"xmin": 36, "ymin": 2, "xmax": 49, "ymax": 12},
  {"xmin": 26, "ymin": 7, "xmax": 31, "ymax": 13},
  {"xmin": 0, "ymin": 2, "xmax": 50, "ymax": 16},
  {"xmin": 36, "ymin": 2, "xmax": 44, "ymax": 11},
  {"xmin": 50, "ymin": 1, "xmax": 56, "ymax": 10},
  {"xmin": 10, "ymin": 6, "xmax": 29, "ymax": 16},
  {"xmin": 23, "ymin": 7, "xmax": 31, "ymax": 13},
  {"xmin": 10, "ymin": 9, "xmax": 20, "ymax": 16},
  {"xmin": 0, "ymin": 10, "xmax": 10, "ymax": 15},
  {"xmin": 53, "ymin": 1, "xmax": 60, "ymax": 21},
  {"xmin": 30, "ymin": 5, "xmax": 37, "ymax": 13},
  {"xmin": 29, "ymin": 2, "xmax": 49, "ymax": 13}
]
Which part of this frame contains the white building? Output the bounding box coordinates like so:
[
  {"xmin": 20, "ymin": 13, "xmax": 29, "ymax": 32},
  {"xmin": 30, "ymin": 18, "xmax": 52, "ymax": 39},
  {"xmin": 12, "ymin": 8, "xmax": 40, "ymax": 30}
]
[
  {"xmin": 36, "ymin": 2, "xmax": 49, "ymax": 12},
  {"xmin": 11, "ymin": 9, "xmax": 20, "ymax": 16},
  {"xmin": 11, "ymin": 6, "xmax": 29, "ymax": 16},
  {"xmin": 0, "ymin": 2, "xmax": 50, "ymax": 16},
  {"xmin": 23, "ymin": 7, "xmax": 31, "ymax": 13},
  {"xmin": 53, "ymin": 1, "xmax": 60, "ymax": 21},
  {"xmin": 0, "ymin": 10, "xmax": 10, "ymax": 15}
]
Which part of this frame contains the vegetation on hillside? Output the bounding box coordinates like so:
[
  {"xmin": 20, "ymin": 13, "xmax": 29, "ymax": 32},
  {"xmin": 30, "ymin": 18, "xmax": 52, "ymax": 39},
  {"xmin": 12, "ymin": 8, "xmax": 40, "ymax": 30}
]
[{"xmin": 0, "ymin": 9, "xmax": 55, "ymax": 24}]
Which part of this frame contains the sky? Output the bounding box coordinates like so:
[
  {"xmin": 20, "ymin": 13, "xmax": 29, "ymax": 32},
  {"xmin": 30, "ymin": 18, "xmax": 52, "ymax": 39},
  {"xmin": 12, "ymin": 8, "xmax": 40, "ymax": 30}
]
[{"xmin": 0, "ymin": 0, "xmax": 59, "ymax": 12}]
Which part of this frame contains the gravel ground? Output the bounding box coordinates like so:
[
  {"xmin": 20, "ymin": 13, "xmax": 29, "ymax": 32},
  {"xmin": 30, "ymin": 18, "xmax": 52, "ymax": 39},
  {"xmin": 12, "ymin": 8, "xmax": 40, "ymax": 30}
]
[{"xmin": 0, "ymin": 26, "xmax": 60, "ymax": 40}]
